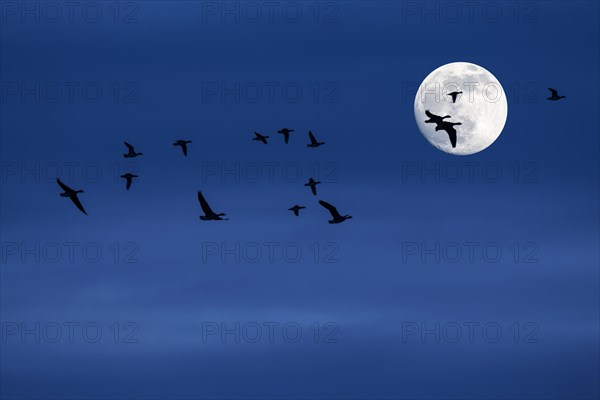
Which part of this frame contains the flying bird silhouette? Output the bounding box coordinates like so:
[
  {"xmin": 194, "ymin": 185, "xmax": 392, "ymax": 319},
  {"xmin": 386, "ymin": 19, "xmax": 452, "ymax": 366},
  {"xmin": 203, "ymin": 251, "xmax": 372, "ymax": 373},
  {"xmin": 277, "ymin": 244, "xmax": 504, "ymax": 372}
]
[
  {"xmin": 197, "ymin": 191, "xmax": 228, "ymax": 221},
  {"xmin": 56, "ymin": 178, "xmax": 87, "ymax": 215},
  {"xmin": 424, "ymin": 110, "xmax": 451, "ymax": 125},
  {"xmin": 252, "ymin": 132, "xmax": 269, "ymax": 144},
  {"xmin": 123, "ymin": 142, "xmax": 143, "ymax": 158},
  {"xmin": 307, "ymin": 130, "xmax": 325, "ymax": 148},
  {"xmin": 319, "ymin": 200, "xmax": 352, "ymax": 224},
  {"xmin": 173, "ymin": 140, "xmax": 192, "ymax": 156},
  {"xmin": 447, "ymin": 91, "xmax": 463, "ymax": 103},
  {"xmin": 304, "ymin": 178, "xmax": 321, "ymax": 196},
  {"xmin": 288, "ymin": 205, "xmax": 306, "ymax": 216},
  {"xmin": 120, "ymin": 173, "xmax": 138, "ymax": 191},
  {"xmin": 547, "ymin": 88, "xmax": 566, "ymax": 101},
  {"xmin": 277, "ymin": 128, "xmax": 294, "ymax": 144},
  {"xmin": 435, "ymin": 121, "xmax": 462, "ymax": 148}
]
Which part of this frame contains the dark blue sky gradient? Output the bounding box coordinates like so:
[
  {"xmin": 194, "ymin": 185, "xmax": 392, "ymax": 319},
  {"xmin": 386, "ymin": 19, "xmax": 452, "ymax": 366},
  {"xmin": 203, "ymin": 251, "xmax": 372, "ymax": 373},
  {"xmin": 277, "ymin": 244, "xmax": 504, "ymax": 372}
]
[{"xmin": 1, "ymin": 1, "xmax": 599, "ymax": 399}]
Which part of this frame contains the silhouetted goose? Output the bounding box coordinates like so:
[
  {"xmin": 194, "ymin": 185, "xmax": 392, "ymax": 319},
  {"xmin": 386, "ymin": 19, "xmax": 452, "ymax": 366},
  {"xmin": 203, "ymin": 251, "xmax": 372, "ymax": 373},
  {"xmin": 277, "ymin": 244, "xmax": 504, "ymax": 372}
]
[
  {"xmin": 253, "ymin": 132, "xmax": 269, "ymax": 144},
  {"xmin": 123, "ymin": 142, "xmax": 143, "ymax": 158},
  {"xmin": 173, "ymin": 140, "xmax": 192, "ymax": 156},
  {"xmin": 56, "ymin": 178, "xmax": 87, "ymax": 215},
  {"xmin": 547, "ymin": 88, "xmax": 565, "ymax": 101},
  {"xmin": 424, "ymin": 110, "xmax": 451, "ymax": 125},
  {"xmin": 120, "ymin": 173, "xmax": 138, "ymax": 191},
  {"xmin": 304, "ymin": 178, "xmax": 321, "ymax": 196},
  {"xmin": 319, "ymin": 200, "xmax": 352, "ymax": 224},
  {"xmin": 435, "ymin": 121, "xmax": 462, "ymax": 148},
  {"xmin": 307, "ymin": 131, "xmax": 325, "ymax": 148},
  {"xmin": 288, "ymin": 205, "xmax": 306, "ymax": 216},
  {"xmin": 277, "ymin": 128, "xmax": 294, "ymax": 144},
  {"xmin": 197, "ymin": 191, "xmax": 228, "ymax": 221},
  {"xmin": 448, "ymin": 91, "xmax": 463, "ymax": 103}
]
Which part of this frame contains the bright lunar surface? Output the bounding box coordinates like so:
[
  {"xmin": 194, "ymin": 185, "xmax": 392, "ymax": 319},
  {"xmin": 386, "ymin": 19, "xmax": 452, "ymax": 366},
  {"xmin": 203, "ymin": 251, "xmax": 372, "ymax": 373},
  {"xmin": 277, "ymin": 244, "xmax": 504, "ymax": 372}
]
[{"xmin": 414, "ymin": 62, "xmax": 508, "ymax": 155}]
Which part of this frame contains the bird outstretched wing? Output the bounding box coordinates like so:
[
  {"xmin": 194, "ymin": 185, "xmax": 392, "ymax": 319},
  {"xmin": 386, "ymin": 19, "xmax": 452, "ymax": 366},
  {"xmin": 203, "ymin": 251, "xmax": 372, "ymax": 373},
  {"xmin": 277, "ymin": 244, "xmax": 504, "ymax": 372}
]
[
  {"xmin": 56, "ymin": 178, "xmax": 72, "ymax": 192},
  {"xmin": 70, "ymin": 195, "xmax": 87, "ymax": 215},
  {"xmin": 124, "ymin": 141, "xmax": 135, "ymax": 152},
  {"xmin": 425, "ymin": 110, "xmax": 437, "ymax": 119},
  {"xmin": 197, "ymin": 191, "xmax": 215, "ymax": 214},
  {"xmin": 308, "ymin": 131, "xmax": 318, "ymax": 145},
  {"xmin": 319, "ymin": 200, "xmax": 341, "ymax": 219},
  {"xmin": 548, "ymin": 88, "xmax": 558, "ymax": 96},
  {"xmin": 446, "ymin": 127, "xmax": 457, "ymax": 148}
]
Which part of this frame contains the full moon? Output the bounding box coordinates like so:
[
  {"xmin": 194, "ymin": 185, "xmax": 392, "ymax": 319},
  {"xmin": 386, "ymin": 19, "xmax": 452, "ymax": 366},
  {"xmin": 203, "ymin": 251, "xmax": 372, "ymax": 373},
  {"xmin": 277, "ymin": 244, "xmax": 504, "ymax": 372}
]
[{"xmin": 414, "ymin": 62, "xmax": 508, "ymax": 155}]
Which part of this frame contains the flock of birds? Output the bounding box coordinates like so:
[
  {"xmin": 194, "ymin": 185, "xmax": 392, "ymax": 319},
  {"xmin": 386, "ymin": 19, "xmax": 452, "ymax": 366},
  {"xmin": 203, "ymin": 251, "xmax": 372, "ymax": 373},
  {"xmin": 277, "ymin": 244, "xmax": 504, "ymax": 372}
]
[
  {"xmin": 57, "ymin": 87, "xmax": 566, "ymax": 219},
  {"xmin": 424, "ymin": 87, "xmax": 566, "ymax": 148},
  {"xmin": 56, "ymin": 130, "xmax": 353, "ymax": 224}
]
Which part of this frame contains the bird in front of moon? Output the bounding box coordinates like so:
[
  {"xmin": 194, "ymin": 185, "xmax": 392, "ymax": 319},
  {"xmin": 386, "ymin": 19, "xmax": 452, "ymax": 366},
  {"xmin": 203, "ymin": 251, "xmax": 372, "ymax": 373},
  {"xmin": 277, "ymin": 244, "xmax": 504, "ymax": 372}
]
[
  {"xmin": 414, "ymin": 62, "xmax": 508, "ymax": 155},
  {"xmin": 423, "ymin": 110, "xmax": 462, "ymax": 148},
  {"xmin": 424, "ymin": 110, "xmax": 451, "ymax": 125},
  {"xmin": 448, "ymin": 91, "xmax": 463, "ymax": 103},
  {"xmin": 436, "ymin": 121, "xmax": 462, "ymax": 148}
]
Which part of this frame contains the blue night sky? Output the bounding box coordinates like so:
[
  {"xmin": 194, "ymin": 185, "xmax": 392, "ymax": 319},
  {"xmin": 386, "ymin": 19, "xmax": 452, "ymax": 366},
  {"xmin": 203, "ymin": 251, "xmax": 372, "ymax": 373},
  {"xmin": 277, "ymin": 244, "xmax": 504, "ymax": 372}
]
[{"xmin": 1, "ymin": 1, "xmax": 599, "ymax": 399}]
